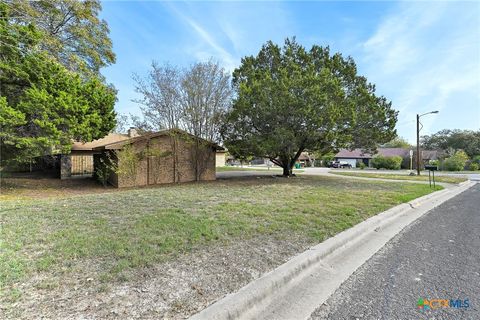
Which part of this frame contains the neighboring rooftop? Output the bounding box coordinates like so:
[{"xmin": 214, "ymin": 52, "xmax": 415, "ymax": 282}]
[
  {"xmin": 335, "ymin": 148, "xmax": 410, "ymax": 159},
  {"xmin": 377, "ymin": 148, "xmax": 410, "ymax": 158},
  {"xmin": 298, "ymin": 152, "xmax": 311, "ymax": 161},
  {"xmin": 335, "ymin": 148, "xmax": 442, "ymax": 160},
  {"xmin": 335, "ymin": 149, "xmax": 373, "ymax": 159}
]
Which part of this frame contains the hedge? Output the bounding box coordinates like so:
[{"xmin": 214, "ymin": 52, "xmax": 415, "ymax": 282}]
[{"xmin": 371, "ymin": 155, "xmax": 403, "ymax": 170}]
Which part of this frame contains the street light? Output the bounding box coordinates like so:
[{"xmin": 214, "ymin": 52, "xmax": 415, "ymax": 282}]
[{"xmin": 416, "ymin": 110, "xmax": 439, "ymax": 175}]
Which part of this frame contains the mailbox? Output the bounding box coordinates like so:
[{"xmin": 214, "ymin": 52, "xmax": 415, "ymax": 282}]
[{"xmin": 424, "ymin": 165, "xmax": 437, "ymax": 188}]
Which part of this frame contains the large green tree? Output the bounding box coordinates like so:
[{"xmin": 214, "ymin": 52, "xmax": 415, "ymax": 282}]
[
  {"xmin": 421, "ymin": 129, "xmax": 480, "ymax": 158},
  {"xmin": 5, "ymin": 0, "xmax": 115, "ymax": 74},
  {"xmin": 0, "ymin": 2, "xmax": 116, "ymax": 163},
  {"xmin": 222, "ymin": 38, "xmax": 397, "ymax": 176}
]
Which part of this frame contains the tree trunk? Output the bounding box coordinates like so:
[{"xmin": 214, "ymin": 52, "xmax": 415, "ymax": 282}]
[
  {"xmin": 283, "ymin": 148, "xmax": 304, "ymax": 176},
  {"xmin": 282, "ymin": 164, "xmax": 293, "ymax": 176}
]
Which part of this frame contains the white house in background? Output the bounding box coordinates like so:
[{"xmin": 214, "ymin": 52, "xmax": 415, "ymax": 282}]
[
  {"xmin": 215, "ymin": 149, "xmax": 226, "ymax": 167},
  {"xmin": 334, "ymin": 148, "xmax": 410, "ymax": 168},
  {"xmin": 334, "ymin": 148, "xmax": 443, "ymax": 169}
]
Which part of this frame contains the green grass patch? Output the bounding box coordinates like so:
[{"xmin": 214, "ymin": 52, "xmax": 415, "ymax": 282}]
[
  {"xmin": 0, "ymin": 175, "xmax": 439, "ymax": 294},
  {"xmin": 330, "ymin": 172, "xmax": 467, "ymax": 184}
]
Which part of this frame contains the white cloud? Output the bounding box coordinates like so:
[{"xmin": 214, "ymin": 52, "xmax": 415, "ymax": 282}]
[
  {"xmin": 361, "ymin": 1, "xmax": 480, "ymax": 142},
  {"xmin": 213, "ymin": 2, "xmax": 293, "ymax": 54},
  {"xmin": 182, "ymin": 16, "xmax": 237, "ymax": 71},
  {"xmin": 162, "ymin": 2, "xmax": 238, "ymax": 71},
  {"xmin": 163, "ymin": 2, "xmax": 292, "ymax": 72}
]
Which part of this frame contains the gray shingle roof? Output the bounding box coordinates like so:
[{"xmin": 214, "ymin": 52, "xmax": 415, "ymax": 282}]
[{"xmin": 335, "ymin": 148, "xmax": 410, "ymax": 159}]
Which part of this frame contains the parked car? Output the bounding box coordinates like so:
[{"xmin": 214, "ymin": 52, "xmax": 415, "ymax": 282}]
[{"xmin": 330, "ymin": 161, "xmax": 352, "ymax": 169}]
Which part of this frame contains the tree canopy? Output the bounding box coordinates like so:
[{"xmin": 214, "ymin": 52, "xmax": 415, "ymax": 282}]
[
  {"xmin": 381, "ymin": 136, "xmax": 411, "ymax": 148},
  {"xmin": 421, "ymin": 129, "xmax": 480, "ymax": 158},
  {"xmin": 0, "ymin": 2, "xmax": 116, "ymax": 163},
  {"xmin": 132, "ymin": 60, "xmax": 232, "ymax": 181},
  {"xmin": 222, "ymin": 38, "xmax": 397, "ymax": 176},
  {"xmin": 5, "ymin": 0, "xmax": 115, "ymax": 75},
  {"xmin": 133, "ymin": 60, "xmax": 232, "ymax": 142}
]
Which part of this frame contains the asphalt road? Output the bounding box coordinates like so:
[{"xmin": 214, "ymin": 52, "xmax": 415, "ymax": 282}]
[{"xmin": 309, "ymin": 183, "xmax": 480, "ymax": 320}]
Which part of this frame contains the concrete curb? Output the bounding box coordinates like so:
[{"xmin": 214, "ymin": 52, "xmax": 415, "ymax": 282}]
[
  {"xmin": 323, "ymin": 172, "xmax": 455, "ymax": 188},
  {"xmin": 190, "ymin": 181, "xmax": 476, "ymax": 320},
  {"xmin": 459, "ymin": 179, "xmax": 473, "ymax": 186}
]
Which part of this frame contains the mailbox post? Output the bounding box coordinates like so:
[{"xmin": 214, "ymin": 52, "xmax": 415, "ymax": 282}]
[{"xmin": 425, "ymin": 165, "xmax": 438, "ymax": 188}]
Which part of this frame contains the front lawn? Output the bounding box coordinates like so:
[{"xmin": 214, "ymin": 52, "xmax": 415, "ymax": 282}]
[
  {"xmin": 330, "ymin": 171, "xmax": 467, "ymax": 184},
  {"xmin": 0, "ymin": 175, "xmax": 440, "ymax": 318}
]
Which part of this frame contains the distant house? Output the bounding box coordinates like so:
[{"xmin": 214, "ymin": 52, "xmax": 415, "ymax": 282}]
[
  {"xmin": 61, "ymin": 128, "xmax": 139, "ymax": 179},
  {"xmin": 420, "ymin": 150, "xmax": 442, "ymax": 162},
  {"xmin": 92, "ymin": 129, "xmax": 222, "ymax": 188},
  {"xmin": 215, "ymin": 149, "xmax": 227, "ymax": 167},
  {"xmin": 334, "ymin": 148, "xmax": 441, "ymax": 169},
  {"xmin": 334, "ymin": 148, "xmax": 410, "ymax": 168},
  {"xmin": 297, "ymin": 152, "xmax": 314, "ymax": 167}
]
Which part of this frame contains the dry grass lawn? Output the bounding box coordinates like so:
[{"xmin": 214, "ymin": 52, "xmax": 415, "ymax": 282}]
[{"xmin": 0, "ymin": 174, "xmax": 441, "ymax": 319}]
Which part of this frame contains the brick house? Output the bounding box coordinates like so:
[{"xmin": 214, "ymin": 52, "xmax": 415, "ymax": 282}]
[{"xmin": 92, "ymin": 129, "xmax": 222, "ymax": 188}]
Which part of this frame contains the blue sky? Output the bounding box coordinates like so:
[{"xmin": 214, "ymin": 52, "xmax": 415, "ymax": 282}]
[{"xmin": 100, "ymin": 1, "xmax": 480, "ymax": 143}]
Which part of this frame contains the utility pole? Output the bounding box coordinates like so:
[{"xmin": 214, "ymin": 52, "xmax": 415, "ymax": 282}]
[
  {"xmin": 416, "ymin": 111, "xmax": 439, "ymax": 176},
  {"xmin": 416, "ymin": 114, "xmax": 420, "ymax": 176}
]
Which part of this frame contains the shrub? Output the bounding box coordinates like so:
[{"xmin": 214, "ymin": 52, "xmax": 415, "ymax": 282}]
[
  {"xmin": 468, "ymin": 162, "xmax": 479, "ymax": 171},
  {"xmin": 371, "ymin": 155, "xmax": 402, "ymax": 170},
  {"xmin": 443, "ymin": 150, "xmax": 469, "ymax": 171},
  {"xmin": 320, "ymin": 153, "xmax": 335, "ymax": 167},
  {"xmin": 386, "ymin": 156, "xmax": 403, "ymax": 169},
  {"xmin": 358, "ymin": 162, "xmax": 366, "ymax": 170},
  {"xmin": 472, "ymin": 155, "xmax": 480, "ymax": 165},
  {"xmin": 94, "ymin": 152, "xmax": 116, "ymax": 187}
]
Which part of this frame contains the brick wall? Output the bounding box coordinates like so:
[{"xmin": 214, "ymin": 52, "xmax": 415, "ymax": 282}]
[{"xmin": 115, "ymin": 135, "xmax": 216, "ymax": 188}]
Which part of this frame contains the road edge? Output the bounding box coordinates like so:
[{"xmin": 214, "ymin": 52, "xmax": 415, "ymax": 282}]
[{"xmin": 190, "ymin": 181, "xmax": 476, "ymax": 320}]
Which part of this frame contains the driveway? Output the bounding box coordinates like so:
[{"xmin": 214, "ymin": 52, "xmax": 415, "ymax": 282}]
[
  {"xmin": 309, "ymin": 183, "xmax": 480, "ymax": 320},
  {"xmin": 216, "ymin": 170, "xmax": 280, "ymax": 179}
]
